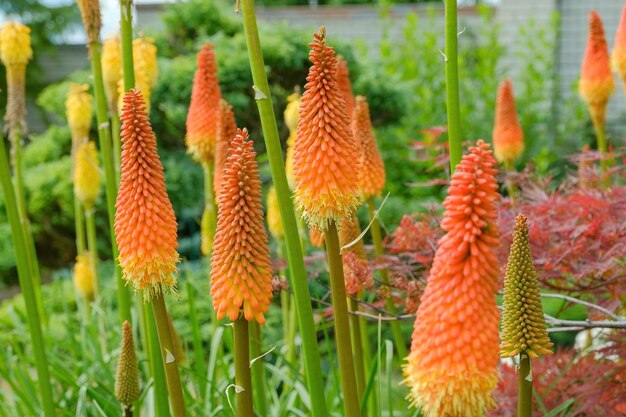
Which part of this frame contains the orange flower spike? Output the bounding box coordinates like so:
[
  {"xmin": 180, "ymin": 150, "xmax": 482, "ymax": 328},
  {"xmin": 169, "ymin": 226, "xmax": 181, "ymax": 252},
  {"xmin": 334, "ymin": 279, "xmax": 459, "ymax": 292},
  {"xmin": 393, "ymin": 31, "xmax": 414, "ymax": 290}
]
[
  {"xmin": 612, "ymin": 4, "xmax": 626, "ymax": 91},
  {"xmin": 294, "ymin": 28, "xmax": 360, "ymax": 230},
  {"xmin": 353, "ymin": 96, "xmax": 386, "ymax": 199},
  {"xmin": 492, "ymin": 79, "xmax": 524, "ymax": 167},
  {"xmin": 115, "ymin": 89, "xmax": 179, "ymax": 300},
  {"xmin": 211, "ymin": 128, "xmax": 273, "ymax": 324},
  {"xmin": 213, "ymin": 99, "xmax": 237, "ymax": 197},
  {"xmin": 404, "ymin": 140, "xmax": 501, "ymax": 417},
  {"xmin": 580, "ymin": 11, "xmax": 615, "ymax": 129},
  {"xmin": 336, "ymin": 56, "xmax": 355, "ymax": 119},
  {"xmin": 186, "ymin": 44, "xmax": 222, "ymax": 165}
]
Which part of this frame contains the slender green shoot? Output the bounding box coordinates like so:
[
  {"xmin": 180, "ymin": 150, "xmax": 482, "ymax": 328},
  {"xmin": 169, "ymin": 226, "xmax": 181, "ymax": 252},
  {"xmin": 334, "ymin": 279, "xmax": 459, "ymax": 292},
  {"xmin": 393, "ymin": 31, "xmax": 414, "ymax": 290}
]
[
  {"xmin": 348, "ymin": 298, "xmax": 366, "ymax": 408},
  {"xmin": 239, "ymin": 2, "xmax": 327, "ymax": 416},
  {"xmin": 234, "ymin": 317, "xmax": 254, "ymax": 417},
  {"xmin": 151, "ymin": 294, "xmax": 187, "ymax": 417},
  {"xmin": 249, "ymin": 320, "xmax": 268, "ymax": 416},
  {"xmin": 367, "ymin": 198, "xmax": 407, "ymax": 360},
  {"xmin": 186, "ymin": 276, "xmax": 207, "ymax": 396},
  {"xmin": 74, "ymin": 198, "xmax": 86, "ymax": 255},
  {"xmin": 145, "ymin": 302, "xmax": 171, "ymax": 417},
  {"xmin": 85, "ymin": 209, "xmax": 100, "ymax": 295},
  {"xmin": 0, "ymin": 135, "xmax": 55, "ymax": 417},
  {"xmin": 445, "ymin": 0, "xmax": 462, "ymax": 172},
  {"xmin": 518, "ymin": 353, "xmax": 532, "ymax": 417},
  {"xmin": 325, "ymin": 221, "xmax": 361, "ymax": 417},
  {"xmin": 203, "ymin": 162, "xmax": 217, "ymax": 254}
]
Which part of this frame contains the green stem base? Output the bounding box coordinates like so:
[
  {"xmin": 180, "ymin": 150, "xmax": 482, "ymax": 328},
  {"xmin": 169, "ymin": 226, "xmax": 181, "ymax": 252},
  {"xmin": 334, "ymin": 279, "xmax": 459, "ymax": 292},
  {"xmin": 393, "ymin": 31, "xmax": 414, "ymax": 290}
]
[{"xmin": 234, "ymin": 317, "xmax": 254, "ymax": 417}]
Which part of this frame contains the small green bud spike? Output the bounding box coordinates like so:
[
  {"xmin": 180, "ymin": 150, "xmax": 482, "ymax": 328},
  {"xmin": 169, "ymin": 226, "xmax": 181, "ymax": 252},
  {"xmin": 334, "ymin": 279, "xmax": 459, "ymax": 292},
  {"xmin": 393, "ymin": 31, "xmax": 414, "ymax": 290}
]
[
  {"xmin": 115, "ymin": 321, "xmax": 141, "ymax": 408},
  {"xmin": 500, "ymin": 214, "xmax": 553, "ymax": 359}
]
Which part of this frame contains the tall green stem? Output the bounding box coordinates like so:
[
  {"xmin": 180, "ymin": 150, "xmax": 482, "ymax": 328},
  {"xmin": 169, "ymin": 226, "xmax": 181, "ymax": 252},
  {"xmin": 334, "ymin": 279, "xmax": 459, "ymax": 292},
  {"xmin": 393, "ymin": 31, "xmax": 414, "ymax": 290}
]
[
  {"xmin": 325, "ymin": 221, "xmax": 361, "ymax": 417},
  {"xmin": 120, "ymin": 0, "xmax": 135, "ymax": 90},
  {"xmin": 445, "ymin": 0, "xmax": 462, "ymax": 172},
  {"xmin": 89, "ymin": 41, "xmax": 132, "ymax": 324},
  {"xmin": 85, "ymin": 209, "xmax": 100, "ymax": 295},
  {"xmin": 359, "ymin": 311, "xmax": 378, "ymax": 415},
  {"xmin": 187, "ymin": 278, "xmax": 207, "ymax": 396},
  {"xmin": 348, "ymin": 298, "xmax": 365, "ymax": 411},
  {"xmin": 518, "ymin": 353, "xmax": 532, "ymax": 417},
  {"xmin": 111, "ymin": 113, "xmax": 122, "ymax": 180},
  {"xmin": 366, "ymin": 198, "xmax": 407, "ymax": 360},
  {"xmin": 151, "ymin": 294, "xmax": 187, "ymax": 417},
  {"xmin": 239, "ymin": 2, "xmax": 327, "ymax": 416},
  {"xmin": 203, "ymin": 162, "xmax": 217, "ymax": 253},
  {"xmin": 74, "ymin": 198, "xmax": 86, "ymax": 255},
  {"xmin": 591, "ymin": 116, "xmax": 611, "ymax": 176},
  {"xmin": 249, "ymin": 320, "xmax": 268, "ymax": 416},
  {"xmin": 0, "ymin": 136, "xmax": 55, "ymax": 417},
  {"xmin": 234, "ymin": 317, "xmax": 254, "ymax": 417},
  {"xmin": 144, "ymin": 302, "xmax": 170, "ymax": 417}
]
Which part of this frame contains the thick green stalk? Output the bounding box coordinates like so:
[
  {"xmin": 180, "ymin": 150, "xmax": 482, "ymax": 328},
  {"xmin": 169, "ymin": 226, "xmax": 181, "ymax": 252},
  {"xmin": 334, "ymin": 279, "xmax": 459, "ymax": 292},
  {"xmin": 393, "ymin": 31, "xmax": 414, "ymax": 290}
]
[
  {"xmin": 366, "ymin": 198, "xmax": 407, "ymax": 360},
  {"xmin": 144, "ymin": 302, "xmax": 170, "ymax": 417},
  {"xmin": 0, "ymin": 136, "xmax": 55, "ymax": 417},
  {"xmin": 359, "ymin": 311, "xmax": 378, "ymax": 416},
  {"xmin": 239, "ymin": 2, "xmax": 327, "ymax": 416},
  {"xmin": 203, "ymin": 162, "xmax": 217, "ymax": 253},
  {"xmin": 85, "ymin": 209, "xmax": 100, "ymax": 295},
  {"xmin": 591, "ymin": 116, "xmax": 611, "ymax": 175},
  {"xmin": 151, "ymin": 294, "xmax": 187, "ymax": 417},
  {"xmin": 249, "ymin": 321, "xmax": 268, "ymax": 416},
  {"xmin": 445, "ymin": 0, "xmax": 462, "ymax": 171},
  {"xmin": 12, "ymin": 129, "xmax": 45, "ymax": 323},
  {"xmin": 120, "ymin": 0, "xmax": 135, "ymax": 90},
  {"xmin": 234, "ymin": 317, "xmax": 254, "ymax": 417},
  {"xmin": 89, "ymin": 41, "xmax": 132, "ymax": 324},
  {"xmin": 187, "ymin": 278, "xmax": 207, "ymax": 396},
  {"xmin": 348, "ymin": 298, "xmax": 365, "ymax": 411},
  {"xmin": 325, "ymin": 221, "xmax": 361, "ymax": 417},
  {"xmin": 74, "ymin": 198, "xmax": 87, "ymax": 255},
  {"xmin": 518, "ymin": 354, "xmax": 532, "ymax": 417}
]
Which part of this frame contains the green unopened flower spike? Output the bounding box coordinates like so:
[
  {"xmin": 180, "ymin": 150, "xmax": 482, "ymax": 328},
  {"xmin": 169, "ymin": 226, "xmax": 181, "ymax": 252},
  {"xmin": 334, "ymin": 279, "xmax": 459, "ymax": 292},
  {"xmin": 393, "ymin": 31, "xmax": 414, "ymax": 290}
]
[
  {"xmin": 500, "ymin": 214, "xmax": 553, "ymax": 359},
  {"xmin": 115, "ymin": 321, "xmax": 141, "ymax": 410}
]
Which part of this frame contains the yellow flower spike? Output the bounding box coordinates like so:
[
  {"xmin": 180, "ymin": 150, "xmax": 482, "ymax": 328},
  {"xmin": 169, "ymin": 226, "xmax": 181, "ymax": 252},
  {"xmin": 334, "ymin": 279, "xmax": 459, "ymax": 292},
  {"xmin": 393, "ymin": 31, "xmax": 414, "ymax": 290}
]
[
  {"xmin": 293, "ymin": 28, "xmax": 360, "ymax": 231},
  {"xmin": 116, "ymin": 36, "xmax": 158, "ymax": 113},
  {"xmin": 500, "ymin": 214, "xmax": 553, "ymax": 359},
  {"xmin": 285, "ymin": 130, "xmax": 297, "ymax": 190},
  {"xmin": 0, "ymin": 22, "xmax": 33, "ymax": 135},
  {"xmin": 115, "ymin": 89, "xmax": 179, "ymax": 300},
  {"xmin": 267, "ymin": 186, "xmax": 284, "ymax": 241},
  {"xmin": 353, "ymin": 96, "xmax": 386, "ymax": 200},
  {"xmin": 76, "ymin": 0, "xmax": 101, "ymax": 46},
  {"xmin": 200, "ymin": 208, "xmax": 212, "ymax": 257},
  {"xmin": 66, "ymin": 83, "xmax": 93, "ymax": 150},
  {"xmin": 102, "ymin": 35, "xmax": 122, "ymax": 113},
  {"xmin": 284, "ymin": 93, "xmax": 300, "ymax": 134},
  {"xmin": 74, "ymin": 141, "xmax": 101, "ymax": 211},
  {"xmin": 74, "ymin": 253, "xmax": 95, "ymax": 302},
  {"xmin": 115, "ymin": 321, "xmax": 141, "ymax": 409}
]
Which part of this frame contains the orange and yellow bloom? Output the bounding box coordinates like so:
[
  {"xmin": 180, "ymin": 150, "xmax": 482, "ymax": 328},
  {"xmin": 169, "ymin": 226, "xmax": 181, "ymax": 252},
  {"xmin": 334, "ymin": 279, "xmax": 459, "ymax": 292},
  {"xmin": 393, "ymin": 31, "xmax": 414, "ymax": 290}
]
[
  {"xmin": 115, "ymin": 89, "xmax": 179, "ymax": 299},
  {"xmin": 336, "ymin": 56, "xmax": 355, "ymax": 119},
  {"xmin": 211, "ymin": 129, "xmax": 273, "ymax": 324},
  {"xmin": 492, "ymin": 79, "xmax": 524, "ymax": 167},
  {"xmin": 404, "ymin": 140, "xmax": 501, "ymax": 417},
  {"xmin": 580, "ymin": 11, "xmax": 615, "ymax": 130},
  {"xmin": 186, "ymin": 44, "xmax": 222, "ymax": 165},
  {"xmin": 353, "ymin": 96, "xmax": 385, "ymax": 199},
  {"xmin": 612, "ymin": 4, "xmax": 626, "ymax": 92},
  {"xmin": 293, "ymin": 28, "xmax": 360, "ymax": 230}
]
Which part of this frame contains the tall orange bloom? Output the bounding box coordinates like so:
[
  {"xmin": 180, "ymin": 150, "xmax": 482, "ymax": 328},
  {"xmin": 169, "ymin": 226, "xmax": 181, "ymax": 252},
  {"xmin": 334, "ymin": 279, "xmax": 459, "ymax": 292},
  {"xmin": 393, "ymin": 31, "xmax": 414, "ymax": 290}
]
[
  {"xmin": 353, "ymin": 96, "xmax": 385, "ymax": 199},
  {"xmin": 213, "ymin": 99, "xmax": 237, "ymax": 197},
  {"xmin": 336, "ymin": 56, "xmax": 355, "ymax": 119},
  {"xmin": 186, "ymin": 44, "xmax": 222, "ymax": 165},
  {"xmin": 293, "ymin": 28, "xmax": 360, "ymax": 230},
  {"xmin": 580, "ymin": 11, "xmax": 615, "ymax": 129},
  {"xmin": 404, "ymin": 140, "xmax": 501, "ymax": 417},
  {"xmin": 492, "ymin": 79, "xmax": 524, "ymax": 167},
  {"xmin": 115, "ymin": 89, "xmax": 179, "ymax": 299},
  {"xmin": 211, "ymin": 128, "xmax": 273, "ymax": 324},
  {"xmin": 612, "ymin": 4, "xmax": 626, "ymax": 91}
]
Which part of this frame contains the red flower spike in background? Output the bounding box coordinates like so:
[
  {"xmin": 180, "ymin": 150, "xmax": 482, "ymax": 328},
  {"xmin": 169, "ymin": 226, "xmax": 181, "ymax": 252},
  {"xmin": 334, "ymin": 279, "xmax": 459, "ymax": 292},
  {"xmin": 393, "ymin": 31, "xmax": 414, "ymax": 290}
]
[
  {"xmin": 293, "ymin": 28, "xmax": 360, "ymax": 230},
  {"xmin": 213, "ymin": 99, "xmax": 237, "ymax": 197},
  {"xmin": 339, "ymin": 213, "xmax": 373, "ymax": 296},
  {"xmin": 492, "ymin": 79, "xmax": 524, "ymax": 167},
  {"xmin": 185, "ymin": 44, "xmax": 222, "ymax": 165},
  {"xmin": 579, "ymin": 11, "xmax": 615, "ymax": 129},
  {"xmin": 612, "ymin": 4, "xmax": 626, "ymax": 92},
  {"xmin": 115, "ymin": 89, "xmax": 179, "ymax": 300},
  {"xmin": 353, "ymin": 95, "xmax": 386, "ymax": 199},
  {"xmin": 336, "ymin": 56, "xmax": 355, "ymax": 118},
  {"xmin": 211, "ymin": 128, "xmax": 273, "ymax": 324},
  {"xmin": 404, "ymin": 140, "xmax": 501, "ymax": 417}
]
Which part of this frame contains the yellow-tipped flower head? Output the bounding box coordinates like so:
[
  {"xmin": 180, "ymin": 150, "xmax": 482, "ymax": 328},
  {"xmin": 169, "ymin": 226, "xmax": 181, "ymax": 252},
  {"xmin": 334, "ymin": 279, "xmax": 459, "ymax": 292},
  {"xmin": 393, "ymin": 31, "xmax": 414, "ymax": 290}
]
[
  {"xmin": 74, "ymin": 253, "xmax": 95, "ymax": 301},
  {"xmin": 115, "ymin": 321, "xmax": 141, "ymax": 408},
  {"xmin": 500, "ymin": 214, "xmax": 553, "ymax": 359},
  {"xmin": 612, "ymin": 4, "xmax": 626, "ymax": 92},
  {"xmin": 200, "ymin": 208, "xmax": 213, "ymax": 257},
  {"xmin": 74, "ymin": 141, "xmax": 101, "ymax": 211},
  {"xmin": 284, "ymin": 93, "xmax": 300, "ymax": 189},
  {"xmin": 267, "ymin": 186, "xmax": 284, "ymax": 241},
  {"xmin": 353, "ymin": 96, "xmax": 385, "ymax": 199},
  {"xmin": 492, "ymin": 79, "xmax": 524, "ymax": 167},
  {"xmin": 66, "ymin": 83, "xmax": 93, "ymax": 149},
  {"xmin": 293, "ymin": 28, "xmax": 360, "ymax": 230},
  {"xmin": 102, "ymin": 35, "xmax": 122, "ymax": 112},
  {"xmin": 1, "ymin": 22, "xmax": 32, "ymax": 135},
  {"xmin": 76, "ymin": 0, "xmax": 101, "ymax": 45}
]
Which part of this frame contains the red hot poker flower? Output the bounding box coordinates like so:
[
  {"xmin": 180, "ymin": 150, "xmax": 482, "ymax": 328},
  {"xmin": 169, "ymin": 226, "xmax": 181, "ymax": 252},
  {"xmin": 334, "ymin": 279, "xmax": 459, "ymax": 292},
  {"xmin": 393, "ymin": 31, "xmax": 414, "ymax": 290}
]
[
  {"xmin": 336, "ymin": 56, "xmax": 355, "ymax": 119},
  {"xmin": 404, "ymin": 140, "xmax": 501, "ymax": 417},
  {"xmin": 492, "ymin": 79, "xmax": 524, "ymax": 167},
  {"xmin": 213, "ymin": 99, "xmax": 237, "ymax": 197},
  {"xmin": 115, "ymin": 89, "xmax": 179, "ymax": 299},
  {"xmin": 353, "ymin": 96, "xmax": 386, "ymax": 199},
  {"xmin": 211, "ymin": 128, "xmax": 273, "ymax": 324}
]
